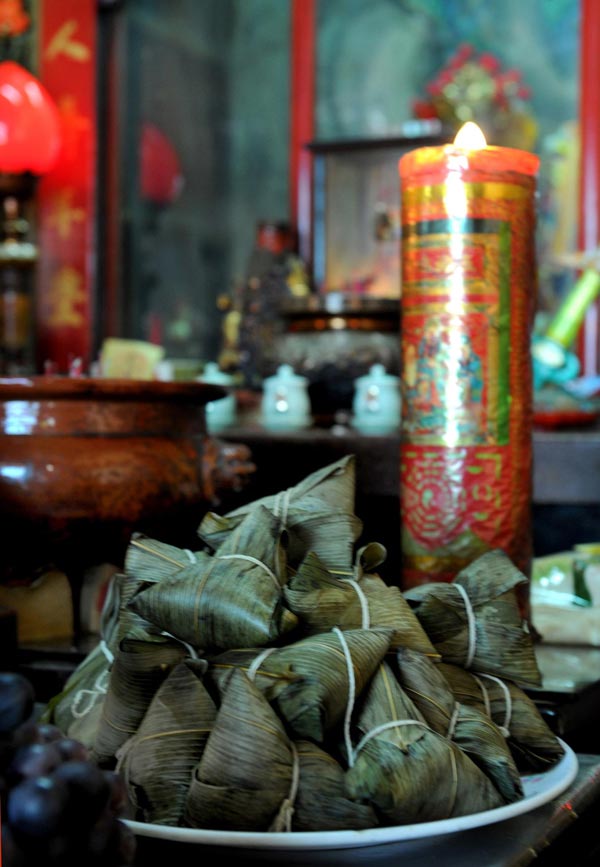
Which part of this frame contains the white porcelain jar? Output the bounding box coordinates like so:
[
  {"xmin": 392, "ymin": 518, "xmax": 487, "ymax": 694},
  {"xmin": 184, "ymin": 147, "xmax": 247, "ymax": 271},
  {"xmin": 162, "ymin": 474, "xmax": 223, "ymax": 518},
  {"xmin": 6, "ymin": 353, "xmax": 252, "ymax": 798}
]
[
  {"xmin": 197, "ymin": 362, "xmax": 237, "ymax": 432},
  {"xmin": 352, "ymin": 363, "xmax": 401, "ymax": 435},
  {"xmin": 260, "ymin": 364, "xmax": 312, "ymax": 431}
]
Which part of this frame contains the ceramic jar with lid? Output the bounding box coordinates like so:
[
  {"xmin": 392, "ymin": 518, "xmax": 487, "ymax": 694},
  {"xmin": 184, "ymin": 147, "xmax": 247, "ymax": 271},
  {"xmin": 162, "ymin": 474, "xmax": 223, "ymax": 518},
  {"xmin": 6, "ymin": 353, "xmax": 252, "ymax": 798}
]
[
  {"xmin": 352, "ymin": 363, "xmax": 401, "ymax": 435},
  {"xmin": 198, "ymin": 362, "xmax": 237, "ymax": 432},
  {"xmin": 272, "ymin": 294, "xmax": 400, "ymax": 426},
  {"xmin": 260, "ymin": 364, "xmax": 312, "ymax": 431}
]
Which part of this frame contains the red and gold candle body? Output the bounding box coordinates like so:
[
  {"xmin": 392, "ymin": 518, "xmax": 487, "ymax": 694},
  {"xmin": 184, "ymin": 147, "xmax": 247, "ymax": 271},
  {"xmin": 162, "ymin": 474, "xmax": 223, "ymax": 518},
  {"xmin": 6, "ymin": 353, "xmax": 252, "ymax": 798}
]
[{"xmin": 399, "ymin": 143, "xmax": 539, "ymax": 602}]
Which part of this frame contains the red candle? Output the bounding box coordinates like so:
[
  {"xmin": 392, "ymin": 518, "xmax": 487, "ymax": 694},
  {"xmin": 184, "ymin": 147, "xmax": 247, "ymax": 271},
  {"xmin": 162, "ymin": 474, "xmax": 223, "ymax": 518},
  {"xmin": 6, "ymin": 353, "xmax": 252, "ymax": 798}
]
[{"xmin": 399, "ymin": 123, "xmax": 539, "ymax": 616}]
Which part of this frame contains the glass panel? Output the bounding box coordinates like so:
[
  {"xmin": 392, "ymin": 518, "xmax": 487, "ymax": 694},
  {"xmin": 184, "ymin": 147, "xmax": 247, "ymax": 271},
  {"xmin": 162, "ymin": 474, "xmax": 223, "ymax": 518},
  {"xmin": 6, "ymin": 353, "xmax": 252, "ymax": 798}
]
[{"xmin": 104, "ymin": 0, "xmax": 290, "ymax": 364}]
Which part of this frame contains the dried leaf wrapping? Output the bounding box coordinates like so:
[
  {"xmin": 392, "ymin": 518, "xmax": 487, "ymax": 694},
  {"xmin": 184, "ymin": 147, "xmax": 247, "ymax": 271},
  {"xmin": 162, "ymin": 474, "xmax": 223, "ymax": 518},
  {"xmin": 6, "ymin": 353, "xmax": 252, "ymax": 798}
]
[
  {"xmin": 393, "ymin": 647, "xmax": 523, "ymax": 803},
  {"xmin": 91, "ymin": 636, "xmax": 187, "ymax": 767},
  {"xmin": 208, "ymin": 628, "xmax": 393, "ymax": 742},
  {"xmin": 117, "ymin": 660, "xmax": 217, "ymax": 826},
  {"xmin": 120, "ymin": 536, "xmax": 205, "ymax": 641},
  {"xmin": 404, "ymin": 550, "xmax": 542, "ymax": 687},
  {"xmin": 40, "ymin": 572, "xmax": 125, "ymax": 744},
  {"xmin": 184, "ymin": 669, "xmax": 294, "ymax": 831},
  {"xmin": 345, "ymin": 663, "xmax": 505, "ymax": 824},
  {"xmin": 40, "ymin": 641, "xmax": 111, "ymax": 749},
  {"xmin": 128, "ymin": 507, "xmax": 297, "ymax": 652},
  {"xmin": 291, "ymin": 740, "xmax": 378, "ymax": 831},
  {"xmin": 125, "ymin": 533, "xmax": 204, "ymax": 583},
  {"xmin": 206, "ymin": 647, "xmax": 305, "ymax": 700},
  {"xmin": 283, "ymin": 551, "xmax": 438, "ymax": 657},
  {"xmin": 437, "ymin": 661, "xmax": 565, "ymax": 772},
  {"xmin": 198, "ymin": 456, "xmax": 362, "ymax": 570}
]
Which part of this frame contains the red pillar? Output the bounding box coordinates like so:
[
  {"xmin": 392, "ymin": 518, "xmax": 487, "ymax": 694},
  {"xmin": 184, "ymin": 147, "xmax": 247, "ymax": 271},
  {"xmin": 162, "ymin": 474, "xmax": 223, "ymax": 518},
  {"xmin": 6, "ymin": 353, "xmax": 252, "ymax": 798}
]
[
  {"xmin": 290, "ymin": 0, "xmax": 315, "ymax": 265},
  {"xmin": 578, "ymin": 0, "xmax": 600, "ymax": 374},
  {"xmin": 36, "ymin": 0, "xmax": 97, "ymax": 372}
]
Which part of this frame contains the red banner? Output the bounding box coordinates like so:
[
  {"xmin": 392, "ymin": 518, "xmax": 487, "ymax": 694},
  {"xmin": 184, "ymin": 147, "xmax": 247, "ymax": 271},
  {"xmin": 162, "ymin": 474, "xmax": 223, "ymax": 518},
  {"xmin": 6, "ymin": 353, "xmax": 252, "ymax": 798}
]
[{"xmin": 36, "ymin": 0, "xmax": 97, "ymax": 372}]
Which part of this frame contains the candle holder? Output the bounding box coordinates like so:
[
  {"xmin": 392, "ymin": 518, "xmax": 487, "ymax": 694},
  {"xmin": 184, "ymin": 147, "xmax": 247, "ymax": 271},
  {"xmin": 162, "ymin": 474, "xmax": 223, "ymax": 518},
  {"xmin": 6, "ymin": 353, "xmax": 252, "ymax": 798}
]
[{"xmin": 399, "ymin": 124, "xmax": 539, "ymax": 620}]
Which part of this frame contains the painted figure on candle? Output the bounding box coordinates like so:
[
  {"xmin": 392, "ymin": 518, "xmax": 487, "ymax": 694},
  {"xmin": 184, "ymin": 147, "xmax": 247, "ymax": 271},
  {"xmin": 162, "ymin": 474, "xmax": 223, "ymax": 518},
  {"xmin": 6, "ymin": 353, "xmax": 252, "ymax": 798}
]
[
  {"xmin": 457, "ymin": 334, "xmax": 483, "ymax": 402},
  {"xmin": 402, "ymin": 320, "xmax": 486, "ymax": 442}
]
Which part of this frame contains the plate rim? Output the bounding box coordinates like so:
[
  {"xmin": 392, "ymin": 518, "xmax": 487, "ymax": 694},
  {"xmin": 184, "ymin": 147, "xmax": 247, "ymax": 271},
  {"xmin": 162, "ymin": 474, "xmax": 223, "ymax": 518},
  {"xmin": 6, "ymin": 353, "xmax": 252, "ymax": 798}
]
[{"xmin": 124, "ymin": 738, "xmax": 578, "ymax": 851}]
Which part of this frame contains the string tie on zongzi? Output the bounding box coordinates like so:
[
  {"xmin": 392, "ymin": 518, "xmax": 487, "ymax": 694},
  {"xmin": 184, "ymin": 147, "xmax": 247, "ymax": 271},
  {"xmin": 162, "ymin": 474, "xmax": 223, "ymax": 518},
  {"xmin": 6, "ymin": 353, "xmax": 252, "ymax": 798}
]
[
  {"xmin": 446, "ymin": 702, "xmax": 460, "ymax": 741},
  {"xmin": 351, "ymin": 719, "xmax": 431, "ymax": 767},
  {"xmin": 159, "ymin": 630, "xmax": 200, "ymax": 660},
  {"xmin": 333, "ymin": 627, "xmax": 357, "ymax": 768},
  {"xmin": 183, "ymin": 549, "xmax": 196, "ymax": 563},
  {"xmin": 247, "ymin": 647, "xmax": 277, "ymax": 681},
  {"xmin": 476, "ymin": 673, "xmax": 513, "ymax": 737},
  {"xmin": 72, "ymin": 668, "xmax": 110, "ymax": 719},
  {"xmin": 473, "ymin": 673, "xmax": 492, "ymax": 718},
  {"xmin": 339, "ymin": 577, "xmax": 370, "ymax": 629},
  {"xmin": 454, "ymin": 582, "xmax": 477, "ymax": 668},
  {"xmin": 269, "ymin": 741, "xmax": 300, "ymax": 832},
  {"xmin": 100, "ymin": 640, "xmax": 114, "ymax": 664},
  {"xmin": 217, "ymin": 554, "xmax": 280, "ymax": 589},
  {"xmin": 273, "ymin": 489, "xmax": 292, "ymax": 525}
]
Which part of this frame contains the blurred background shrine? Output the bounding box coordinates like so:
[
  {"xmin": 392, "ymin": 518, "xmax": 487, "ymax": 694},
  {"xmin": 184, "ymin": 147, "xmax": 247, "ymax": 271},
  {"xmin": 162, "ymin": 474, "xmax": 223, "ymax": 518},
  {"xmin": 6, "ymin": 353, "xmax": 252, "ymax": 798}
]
[
  {"xmin": 0, "ymin": 0, "xmax": 587, "ymax": 379},
  {"xmin": 3, "ymin": 0, "xmax": 600, "ymax": 648}
]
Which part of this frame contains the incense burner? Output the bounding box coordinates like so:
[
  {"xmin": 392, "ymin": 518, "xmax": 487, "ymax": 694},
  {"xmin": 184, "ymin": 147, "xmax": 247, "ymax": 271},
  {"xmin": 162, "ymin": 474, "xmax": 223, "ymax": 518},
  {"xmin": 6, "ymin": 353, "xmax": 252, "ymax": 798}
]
[{"xmin": 0, "ymin": 377, "xmax": 254, "ymax": 609}]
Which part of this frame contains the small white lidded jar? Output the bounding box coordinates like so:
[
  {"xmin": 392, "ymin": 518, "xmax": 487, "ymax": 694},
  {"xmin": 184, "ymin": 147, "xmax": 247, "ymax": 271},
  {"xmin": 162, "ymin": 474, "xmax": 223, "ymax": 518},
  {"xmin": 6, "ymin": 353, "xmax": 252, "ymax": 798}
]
[
  {"xmin": 197, "ymin": 362, "xmax": 237, "ymax": 432},
  {"xmin": 260, "ymin": 364, "xmax": 312, "ymax": 431},
  {"xmin": 352, "ymin": 364, "xmax": 401, "ymax": 435}
]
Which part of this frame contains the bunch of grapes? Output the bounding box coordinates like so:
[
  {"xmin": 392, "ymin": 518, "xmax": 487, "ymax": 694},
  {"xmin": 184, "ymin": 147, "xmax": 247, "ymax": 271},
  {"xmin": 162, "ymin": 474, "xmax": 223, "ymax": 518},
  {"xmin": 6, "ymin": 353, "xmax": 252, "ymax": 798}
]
[{"xmin": 0, "ymin": 671, "xmax": 136, "ymax": 866}]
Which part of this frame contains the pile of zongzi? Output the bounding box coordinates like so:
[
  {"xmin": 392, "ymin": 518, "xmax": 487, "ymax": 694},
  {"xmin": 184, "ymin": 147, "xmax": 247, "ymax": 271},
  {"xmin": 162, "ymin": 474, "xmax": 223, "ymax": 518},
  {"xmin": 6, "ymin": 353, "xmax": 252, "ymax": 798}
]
[{"xmin": 43, "ymin": 455, "xmax": 565, "ymax": 833}]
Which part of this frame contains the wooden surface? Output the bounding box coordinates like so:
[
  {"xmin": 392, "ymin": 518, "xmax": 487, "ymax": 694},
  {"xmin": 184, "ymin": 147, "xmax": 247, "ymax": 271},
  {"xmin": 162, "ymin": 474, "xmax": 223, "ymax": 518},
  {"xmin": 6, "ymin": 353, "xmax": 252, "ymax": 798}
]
[{"xmin": 220, "ymin": 423, "xmax": 600, "ymax": 504}]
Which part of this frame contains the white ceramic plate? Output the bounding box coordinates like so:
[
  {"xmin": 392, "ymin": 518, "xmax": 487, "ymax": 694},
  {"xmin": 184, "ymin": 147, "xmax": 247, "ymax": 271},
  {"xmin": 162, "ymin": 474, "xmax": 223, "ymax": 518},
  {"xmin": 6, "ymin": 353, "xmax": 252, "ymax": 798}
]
[{"xmin": 124, "ymin": 739, "xmax": 577, "ymax": 851}]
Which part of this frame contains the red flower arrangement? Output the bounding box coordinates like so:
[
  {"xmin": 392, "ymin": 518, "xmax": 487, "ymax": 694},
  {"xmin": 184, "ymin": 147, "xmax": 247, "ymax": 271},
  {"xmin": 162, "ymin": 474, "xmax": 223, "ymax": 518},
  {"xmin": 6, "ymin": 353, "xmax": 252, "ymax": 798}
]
[
  {"xmin": 413, "ymin": 43, "xmax": 537, "ymax": 149},
  {"xmin": 0, "ymin": 0, "xmax": 29, "ymax": 37}
]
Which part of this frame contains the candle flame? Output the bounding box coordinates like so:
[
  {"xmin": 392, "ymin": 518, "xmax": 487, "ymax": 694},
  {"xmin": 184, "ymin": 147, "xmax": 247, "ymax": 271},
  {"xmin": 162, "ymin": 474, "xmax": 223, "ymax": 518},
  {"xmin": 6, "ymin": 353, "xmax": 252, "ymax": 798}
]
[{"xmin": 454, "ymin": 122, "xmax": 487, "ymax": 149}]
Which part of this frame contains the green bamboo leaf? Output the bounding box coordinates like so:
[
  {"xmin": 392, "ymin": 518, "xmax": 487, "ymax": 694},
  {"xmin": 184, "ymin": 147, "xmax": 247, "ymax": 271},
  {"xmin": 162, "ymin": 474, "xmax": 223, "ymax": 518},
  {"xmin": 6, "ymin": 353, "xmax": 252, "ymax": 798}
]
[
  {"xmin": 128, "ymin": 507, "xmax": 297, "ymax": 652},
  {"xmin": 91, "ymin": 636, "xmax": 187, "ymax": 768},
  {"xmin": 393, "ymin": 647, "xmax": 523, "ymax": 803},
  {"xmin": 198, "ymin": 456, "xmax": 362, "ymax": 571},
  {"xmin": 438, "ymin": 661, "xmax": 565, "ymax": 772},
  {"xmin": 284, "ymin": 551, "xmax": 439, "ymax": 657},
  {"xmin": 184, "ymin": 669, "xmax": 294, "ymax": 831},
  {"xmin": 117, "ymin": 660, "xmax": 217, "ymax": 826},
  {"xmin": 345, "ymin": 662, "xmax": 504, "ymax": 824},
  {"xmin": 208, "ymin": 628, "xmax": 392, "ymax": 742},
  {"xmin": 404, "ymin": 550, "xmax": 542, "ymax": 687}
]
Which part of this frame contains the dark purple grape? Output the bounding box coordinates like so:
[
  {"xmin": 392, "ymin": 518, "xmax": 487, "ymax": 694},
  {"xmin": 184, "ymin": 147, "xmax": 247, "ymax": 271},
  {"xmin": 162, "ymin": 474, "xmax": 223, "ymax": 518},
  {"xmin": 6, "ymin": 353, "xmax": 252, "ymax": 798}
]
[
  {"xmin": 104, "ymin": 770, "xmax": 130, "ymax": 817},
  {"xmin": 0, "ymin": 672, "xmax": 35, "ymax": 734},
  {"xmin": 55, "ymin": 736, "xmax": 90, "ymax": 762},
  {"xmin": 8, "ymin": 741, "xmax": 63, "ymax": 786},
  {"xmin": 53, "ymin": 760, "xmax": 111, "ymax": 822},
  {"xmin": 11, "ymin": 719, "xmax": 42, "ymax": 751},
  {"xmin": 35, "ymin": 722, "xmax": 64, "ymax": 743},
  {"xmin": 7, "ymin": 774, "xmax": 70, "ymax": 839}
]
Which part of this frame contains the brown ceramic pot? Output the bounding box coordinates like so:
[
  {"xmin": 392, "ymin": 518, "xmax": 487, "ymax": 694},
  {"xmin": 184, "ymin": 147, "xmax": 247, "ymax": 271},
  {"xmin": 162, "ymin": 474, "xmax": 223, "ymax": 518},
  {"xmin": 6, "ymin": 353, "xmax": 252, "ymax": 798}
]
[{"xmin": 0, "ymin": 377, "xmax": 254, "ymax": 610}]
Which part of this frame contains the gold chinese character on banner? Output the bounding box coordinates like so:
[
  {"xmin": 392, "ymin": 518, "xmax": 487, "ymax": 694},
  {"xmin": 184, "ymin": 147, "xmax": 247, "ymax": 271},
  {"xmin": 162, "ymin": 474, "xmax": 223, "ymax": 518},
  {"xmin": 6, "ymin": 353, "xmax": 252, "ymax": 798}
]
[
  {"xmin": 44, "ymin": 266, "xmax": 85, "ymax": 327},
  {"xmin": 46, "ymin": 19, "xmax": 91, "ymax": 62},
  {"xmin": 47, "ymin": 190, "xmax": 85, "ymax": 241}
]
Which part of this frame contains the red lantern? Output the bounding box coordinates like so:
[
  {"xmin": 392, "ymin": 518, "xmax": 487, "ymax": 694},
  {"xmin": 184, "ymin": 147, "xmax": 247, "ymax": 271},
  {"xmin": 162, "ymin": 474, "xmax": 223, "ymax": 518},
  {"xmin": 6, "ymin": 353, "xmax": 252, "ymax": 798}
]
[
  {"xmin": 0, "ymin": 60, "xmax": 62, "ymax": 175},
  {"xmin": 140, "ymin": 123, "xmax": 184, "ymax": 205}
]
